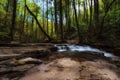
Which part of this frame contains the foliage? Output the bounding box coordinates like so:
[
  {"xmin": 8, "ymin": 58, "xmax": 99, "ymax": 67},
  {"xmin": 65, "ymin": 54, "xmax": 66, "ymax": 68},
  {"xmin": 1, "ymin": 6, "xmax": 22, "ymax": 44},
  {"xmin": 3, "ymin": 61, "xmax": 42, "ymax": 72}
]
[{"xmin": 0, "ymin": 0, "xmax": 119, "ymax": 46}]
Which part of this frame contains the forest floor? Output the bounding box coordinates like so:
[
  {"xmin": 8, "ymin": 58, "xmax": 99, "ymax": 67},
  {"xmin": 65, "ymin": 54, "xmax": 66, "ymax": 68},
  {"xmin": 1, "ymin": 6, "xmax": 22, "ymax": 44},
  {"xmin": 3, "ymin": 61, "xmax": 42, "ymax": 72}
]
[{"xmin": 0, "ymin": 43, "xmax": 120, "ymax": 80}]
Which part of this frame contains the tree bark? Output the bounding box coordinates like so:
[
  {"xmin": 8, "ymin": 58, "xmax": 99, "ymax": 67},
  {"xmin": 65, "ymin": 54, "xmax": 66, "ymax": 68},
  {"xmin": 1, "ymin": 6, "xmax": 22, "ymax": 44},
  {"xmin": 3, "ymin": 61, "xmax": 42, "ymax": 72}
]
[
  {"xmin": 94, "ymin": 0, "xmax": 99, "ymax": 36},
  {"xmin": 94, "ymin": 0, "xmax": 99, "ymax": 23},
  {"xmin": 54, "ymin": 0, "xmax": 58, "ymax": 39},
  {"xmin": 10, "ymin": 0, "xmax": 17, "ymax": 41},
  {"xmin": 20, "ymin": 0, "xmax": 26, "ymax": 41},
  {"xmin": 89, "ymin": 0, "xmax": 93, "ymax": 33},
  {"xmin": 4, "ymin": 0, "xmax": 10, "ymax": 28},
  {"xmin": 46, "ymin": 0, "xmax": 49, "ymax": 34},
  {"xmin": 59, "ymin": 0, "xmax": 64, "ymax": 41},
  {"xmin": 72, "ymin": 0, "xmax": 81, "ymax": 43},
  {"xmin": 65, "ymin": 0, "xmax": 71, "ymax": 37}
]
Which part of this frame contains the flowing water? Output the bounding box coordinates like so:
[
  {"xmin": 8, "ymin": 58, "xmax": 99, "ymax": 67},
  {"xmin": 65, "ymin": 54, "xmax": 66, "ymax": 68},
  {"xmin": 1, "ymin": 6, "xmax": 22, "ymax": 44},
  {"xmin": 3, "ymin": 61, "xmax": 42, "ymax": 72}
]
[{"xmin": 54, "ymin": 44, "xmax": 118, "ymax": 58}]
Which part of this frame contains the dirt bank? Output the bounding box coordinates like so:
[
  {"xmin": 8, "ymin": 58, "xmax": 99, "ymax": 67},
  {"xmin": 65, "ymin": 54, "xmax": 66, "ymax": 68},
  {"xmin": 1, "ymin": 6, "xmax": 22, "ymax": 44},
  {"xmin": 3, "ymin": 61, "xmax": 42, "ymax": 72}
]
[
  {"xmin": 21, "ymin": 58, "xmax": 120, "ymax": 80},
  {"xmin": 0, "ymin": 44, "xmax": 119, "ymax": 80}
]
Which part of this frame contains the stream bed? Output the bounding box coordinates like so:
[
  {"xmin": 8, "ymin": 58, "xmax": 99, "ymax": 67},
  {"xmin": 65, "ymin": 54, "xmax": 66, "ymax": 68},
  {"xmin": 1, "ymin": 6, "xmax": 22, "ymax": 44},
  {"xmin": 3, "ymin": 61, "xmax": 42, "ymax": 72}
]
[{"xmin": 54, "ymin": 44, "xmax": 119, "ymax": 58}]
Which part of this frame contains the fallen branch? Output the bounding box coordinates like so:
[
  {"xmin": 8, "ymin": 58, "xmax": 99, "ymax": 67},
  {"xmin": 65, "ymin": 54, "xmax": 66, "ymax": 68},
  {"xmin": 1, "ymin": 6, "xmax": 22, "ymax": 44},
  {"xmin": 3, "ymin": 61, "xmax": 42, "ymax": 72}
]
[{"xmin": 25, "ymin": 5, "xmax": 52, "ymax": 41}]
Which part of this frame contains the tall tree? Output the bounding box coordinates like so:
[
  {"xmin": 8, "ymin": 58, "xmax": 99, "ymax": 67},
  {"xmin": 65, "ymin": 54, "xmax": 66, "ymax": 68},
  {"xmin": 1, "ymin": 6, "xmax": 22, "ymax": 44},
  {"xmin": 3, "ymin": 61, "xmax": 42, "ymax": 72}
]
[
  {"xmin": 65, "ymin": 0, "xmax": 71, "ymax": 37},
  {"xmin": 59, "ymin": 0, "xmax": 64, "ymax": 41},
  {"xmin": 42, "ymin": 0, "xmax": 45, "ymax": 30},
  {"xmin": 94, "ymin": 0, "xmax": 99, "ymax": 36},
  {"xmin": 20, "ymin": 0, "xmax": 26, "ymax": 41},
  {"xmin": 94, "ymin": 0, "xmax": 99, "ymax": 23},
  {"xmin": 99, "ymin": 0, "xmax": 117, "ymax": 36},
  {"xmin": 46, "ymin": 0, "xmax": 49, "ymax": 34},
  {"xmin": 72, "ymin": 0, "xmax": 81, "ymax": 43},
  {"xmin": 88, "ymin": 0, "xmax": 93, "ymax": 34},
  {"xmin": 54, "ymin": 0, "xmax": 58, "ymax": 39},
  {"xmin": 4, "ymin": 0, "xmax": 10, "ymax": 27},
  {"xmin": 10, "ymin": 0, "xmax": 17, "ymax": 41}
]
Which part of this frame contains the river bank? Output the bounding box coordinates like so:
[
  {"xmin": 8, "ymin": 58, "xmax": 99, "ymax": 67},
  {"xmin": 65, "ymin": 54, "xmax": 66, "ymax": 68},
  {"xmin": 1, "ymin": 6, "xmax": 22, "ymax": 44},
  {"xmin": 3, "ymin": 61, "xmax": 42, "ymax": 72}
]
[{"xmin": 0, "ymin": 43, "xmax": 119, "ymax": 80}]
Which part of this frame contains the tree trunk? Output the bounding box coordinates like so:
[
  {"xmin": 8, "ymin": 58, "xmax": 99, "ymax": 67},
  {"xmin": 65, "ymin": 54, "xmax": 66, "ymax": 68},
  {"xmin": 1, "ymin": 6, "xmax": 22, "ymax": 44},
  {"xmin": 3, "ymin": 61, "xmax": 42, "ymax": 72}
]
[
  {"xmin": 54, "ymin": 0, "xmax": 59, "ymax": 40},
  {"xmin": 20, "ymin": 0, "xmax": 26, "ymax": 41},
  {"xmin": 10, "ymin": 0, "xmax": 17, "ymax": 41},
  {"xmin": 83, "ymin": 1, "xmax": 86, "ymax": 22},
  {"xmin": 67, "ymin": 0, "xmax": 71, "ymax": 35},
  {"xmin": 51, "ymin": 11, "xmax": 54, "ymax": 37},
  {"xmin": 89, "ymin": 0, "xmax": 93, "ymax": 34},
  {"xmin": 72, "ymin": 0, "xmax": 81, "ymax": 43},
  {"xmin": 99, "ymin": 0, "xmax": 116, "ymax": 36},
  {"xmin": 26, "ymin": 16, "xmax": 29, "ymax": 41},
  {"xmin": 42, "ymin": 0, "xmax": 45, "ymax": 30},
  {"xmin": 59, "ymin": 0, "xmax": 64, "ymax": 42},
  {"xmin": 46, "ymin": 0, "xmax": 49, "ymax": 34},
  {"xmin": 94, "ymin": 0, "xmax": 99, "ymax": 23},
  {"xmin": 85, "ymin": 1, "xmax": 88, "ymax": 24},
  {"xmin": 65, "ymin": 0, "xmax": 71, "ymax": 38},
  {"xmin": 4, "ymin": 0, "xmax": 10, "ymax": 29},
  {"xmin": 31, "ymin": 17, "xmax": 34, "ymax": 40}
]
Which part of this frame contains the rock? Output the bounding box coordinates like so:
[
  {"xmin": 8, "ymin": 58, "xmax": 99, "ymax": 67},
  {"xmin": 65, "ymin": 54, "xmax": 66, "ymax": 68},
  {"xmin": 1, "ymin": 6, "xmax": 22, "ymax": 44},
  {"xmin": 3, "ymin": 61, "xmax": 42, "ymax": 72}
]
[
  {"xmin": 49, "ymin": 47, "xmax": 58, "ymax": 52},
  {"xmin": 113, "ymin": 48, "xmax": 120, "ymax": 56},
  {"xmin": 10, "ymin": 57, "xmax": 43, "ymax": 65}
]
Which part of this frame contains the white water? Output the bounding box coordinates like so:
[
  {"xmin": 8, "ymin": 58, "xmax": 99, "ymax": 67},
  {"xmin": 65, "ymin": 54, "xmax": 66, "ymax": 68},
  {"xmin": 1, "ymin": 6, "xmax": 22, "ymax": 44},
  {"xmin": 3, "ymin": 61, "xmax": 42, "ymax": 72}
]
[{"xmin": 54, "ymin": 44, "xmax": 117, "ymax": 58}]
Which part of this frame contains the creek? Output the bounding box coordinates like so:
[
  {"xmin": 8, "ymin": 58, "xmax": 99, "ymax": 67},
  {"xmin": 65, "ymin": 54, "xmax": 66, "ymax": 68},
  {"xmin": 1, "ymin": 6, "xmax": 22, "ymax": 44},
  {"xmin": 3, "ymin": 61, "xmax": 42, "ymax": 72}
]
[{"xmin": 54, "ymin": 44, "xmax": 118, "ymax": 58}]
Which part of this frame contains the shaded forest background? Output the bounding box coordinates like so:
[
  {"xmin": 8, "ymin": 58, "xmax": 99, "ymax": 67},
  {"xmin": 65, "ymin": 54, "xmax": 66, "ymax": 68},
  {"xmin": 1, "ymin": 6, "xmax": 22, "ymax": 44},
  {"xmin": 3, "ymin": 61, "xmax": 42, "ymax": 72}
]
[{"xmin": 0, "ymin": 0, "xmax": 120, "ymax": 46}]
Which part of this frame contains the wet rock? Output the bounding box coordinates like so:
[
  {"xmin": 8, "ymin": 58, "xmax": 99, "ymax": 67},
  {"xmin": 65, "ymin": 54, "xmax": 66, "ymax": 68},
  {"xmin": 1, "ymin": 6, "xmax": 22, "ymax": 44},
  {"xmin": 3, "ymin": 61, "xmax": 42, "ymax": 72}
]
[
  {"xmin": 113, "ymin": 48, "xmax": 120, "ymax": 56},
  {"xmin": 49, "ymin": 47, "xmax": 58, "ymax": 52}
]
